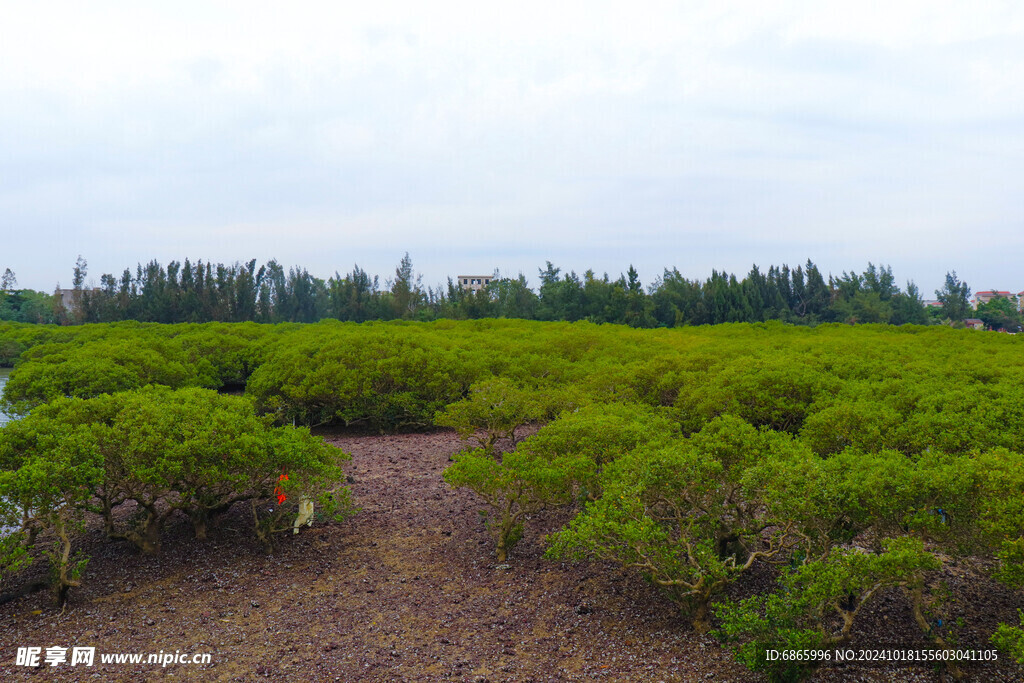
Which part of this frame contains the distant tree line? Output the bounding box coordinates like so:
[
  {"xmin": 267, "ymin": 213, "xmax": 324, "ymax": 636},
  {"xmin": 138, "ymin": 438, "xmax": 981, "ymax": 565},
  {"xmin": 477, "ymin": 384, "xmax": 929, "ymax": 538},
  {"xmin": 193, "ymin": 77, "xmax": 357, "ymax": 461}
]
[
  {"xmin": 1, "ymin": 255, "xmax": 1019, "ymax": 330},
  {"xmin": 0, "ymin": 268, "xmax": 56, "ymax": 325}
]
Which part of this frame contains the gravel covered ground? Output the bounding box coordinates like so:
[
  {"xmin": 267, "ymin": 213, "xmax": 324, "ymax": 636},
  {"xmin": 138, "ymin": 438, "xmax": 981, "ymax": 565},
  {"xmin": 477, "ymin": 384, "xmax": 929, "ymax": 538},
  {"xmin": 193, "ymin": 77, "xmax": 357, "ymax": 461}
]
[{"xmin": 1, "ymin": 430, "xmax": 1021, "ymax": 681}]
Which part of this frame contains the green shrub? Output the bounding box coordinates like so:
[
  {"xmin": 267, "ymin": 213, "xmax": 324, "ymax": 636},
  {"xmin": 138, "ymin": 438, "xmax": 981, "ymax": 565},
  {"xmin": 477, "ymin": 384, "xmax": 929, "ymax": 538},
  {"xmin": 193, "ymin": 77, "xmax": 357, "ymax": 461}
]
[
  {"xmin": 2, "ymin": 338, "xmax": 213, "ymax": 415},
  {"xmin": 0, "ymin": 387, "xmax": 353, "ymax": 603},
  {"xmin": 443, "ymin": 446, "xmax": 593, "ymax": 561},
  {"xmin": 434, "ymin": 378, "xmax": 544, "ymax": 452},
  {"xmin": 247, "ymin": 327, "xmax": 471, "ymax": 430},
  {"xmin": 993, "ymin": 611, "xmax": 1024, "ymax": 665},
  {"xmin": 547, "ymin": 417, "xmax": 809, "ymax": 632},
  {"xmin": 715, "ymin": 538, "xmax": 940, "ymax": 681}
]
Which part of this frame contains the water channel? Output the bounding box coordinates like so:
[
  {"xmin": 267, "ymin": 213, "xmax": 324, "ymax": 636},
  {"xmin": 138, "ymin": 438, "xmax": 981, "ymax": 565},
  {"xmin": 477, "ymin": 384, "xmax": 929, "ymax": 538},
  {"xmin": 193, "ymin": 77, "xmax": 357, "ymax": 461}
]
[
  {"xmin": 0, "ymin": 368, "xmax": 13, "ymax": 536},
  {"xmin": 0, "ymin": 366, "xmax": 10, "ymax": 426}
]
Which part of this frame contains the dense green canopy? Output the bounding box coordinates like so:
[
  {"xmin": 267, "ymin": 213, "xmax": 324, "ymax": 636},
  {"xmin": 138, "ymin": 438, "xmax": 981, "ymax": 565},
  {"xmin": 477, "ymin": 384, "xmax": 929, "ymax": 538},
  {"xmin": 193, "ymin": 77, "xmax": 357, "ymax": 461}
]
[{"xmin": 1, "ymin": 318, "xmax": 1022, "ymax": 675}]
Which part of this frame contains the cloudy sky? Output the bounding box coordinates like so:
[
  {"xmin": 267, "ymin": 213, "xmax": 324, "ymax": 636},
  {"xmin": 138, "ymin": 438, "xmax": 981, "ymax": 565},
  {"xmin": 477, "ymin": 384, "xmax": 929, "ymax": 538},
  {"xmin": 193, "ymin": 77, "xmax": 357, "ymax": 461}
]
[{"xmin": 2, "ymin": 1, "xmax": 1023, "ymax": 295}]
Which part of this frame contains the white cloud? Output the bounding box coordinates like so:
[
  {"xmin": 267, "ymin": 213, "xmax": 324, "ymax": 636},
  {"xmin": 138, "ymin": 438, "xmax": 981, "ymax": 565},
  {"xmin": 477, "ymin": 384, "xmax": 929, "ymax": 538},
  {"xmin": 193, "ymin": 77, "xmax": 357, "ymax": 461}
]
[{"xmin": 2, "ymin": 2, "xmax": 1024, "ymax": 294}]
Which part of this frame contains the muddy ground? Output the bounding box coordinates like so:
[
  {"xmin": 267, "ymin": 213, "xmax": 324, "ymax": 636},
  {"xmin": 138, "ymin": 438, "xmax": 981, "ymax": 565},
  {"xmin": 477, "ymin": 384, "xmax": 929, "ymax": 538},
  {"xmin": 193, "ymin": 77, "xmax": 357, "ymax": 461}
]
[{"xmin": 1, "ymin": 430, "xmax": 1021, "ymax": 682}]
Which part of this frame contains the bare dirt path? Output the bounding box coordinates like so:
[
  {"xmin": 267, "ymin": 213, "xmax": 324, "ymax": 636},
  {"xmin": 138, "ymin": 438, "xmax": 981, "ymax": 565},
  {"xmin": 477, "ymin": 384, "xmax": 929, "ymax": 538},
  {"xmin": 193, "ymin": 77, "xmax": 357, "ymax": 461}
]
[{"xmin": 0, "ymin": 431, "xmax": 1018, "ymax": 681}]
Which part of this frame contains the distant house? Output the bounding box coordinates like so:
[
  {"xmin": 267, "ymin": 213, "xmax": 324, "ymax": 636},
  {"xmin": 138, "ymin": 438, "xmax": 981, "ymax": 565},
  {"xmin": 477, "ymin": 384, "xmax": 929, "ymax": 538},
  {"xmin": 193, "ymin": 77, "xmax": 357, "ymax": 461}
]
[
  {"xmin": 457, "ymin": 275, "xmax": 494, "ymax": 292},
  {"xmin": 971, "ymin": 290, "xmax": 1013, "ymax": 309},
  {"xmin": 56, "ymin": 288, "xmax": 77, "ymax": 311},
  {"xmin": 963, "ymin": 318, "xmax": 985, "ymax": 330},
  {"xmin": 55, "ymin": 287, "xmax": 100, "ymax": 313}
]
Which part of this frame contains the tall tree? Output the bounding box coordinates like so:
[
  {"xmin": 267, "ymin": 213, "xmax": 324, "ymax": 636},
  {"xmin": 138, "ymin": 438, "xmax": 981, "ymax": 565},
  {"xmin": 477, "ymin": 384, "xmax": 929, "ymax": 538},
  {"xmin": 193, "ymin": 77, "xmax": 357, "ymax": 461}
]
[
  {"xmin": 650, "ymin": 268, "xmax": 702, "ymax": 326},
  {"xmin": 537, "ymin": 263, "xmax": 584, "ymax": 322},
  {"xmin": 537, "ymin": 262, "xmax": 563, "ymax": 321},
  {"xmin": 890, "ymin": 281, "xmax": 928, "ymax": 325},
  {"xmin": 491, "ymin": 274, "xmax": 539, "ymax": 320},
  {"xmin": 68, "ymin": 255, "xmax": 90, "ymax": 323},
  {"xmin": 390, "ymin": 253, "xmax": 423, "ymax": 320},
  {"xmin": 936, "ymin": 271, "xmax": 971, "ymax": 323},
  {"xmin": 803, "ymin": 260, "xmax": 830, "ymax": 321},
  {"xmin": 1, "ymin": 268, "xmax": 16, "ymax": 291}
]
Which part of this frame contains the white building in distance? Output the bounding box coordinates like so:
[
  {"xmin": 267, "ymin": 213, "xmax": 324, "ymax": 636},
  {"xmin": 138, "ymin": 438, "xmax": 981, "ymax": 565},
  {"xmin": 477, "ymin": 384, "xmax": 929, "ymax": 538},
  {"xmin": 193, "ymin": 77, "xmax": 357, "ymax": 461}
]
[{"xmin": 457, "ymin": 275, "xmax": 494, "ymax": 292}]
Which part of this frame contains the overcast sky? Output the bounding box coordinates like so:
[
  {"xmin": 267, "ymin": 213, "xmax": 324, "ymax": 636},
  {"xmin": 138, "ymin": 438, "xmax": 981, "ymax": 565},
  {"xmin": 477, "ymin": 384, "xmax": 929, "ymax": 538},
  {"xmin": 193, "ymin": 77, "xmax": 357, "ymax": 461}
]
[{"xmin": 2, "ymin": 1, "xmax": 1023, "ymax": 295}]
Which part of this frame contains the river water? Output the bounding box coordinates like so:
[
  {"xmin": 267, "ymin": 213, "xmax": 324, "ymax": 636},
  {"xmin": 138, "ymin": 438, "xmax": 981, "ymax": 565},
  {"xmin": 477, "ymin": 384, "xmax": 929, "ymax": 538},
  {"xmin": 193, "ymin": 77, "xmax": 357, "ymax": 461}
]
[
  {"xmin": 0, "ymin": 367, "xmax": 10, "ymax": 426},
  {"xmin": 0, "ymin": 368, "xmax": 13, "ymax": 537}
]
